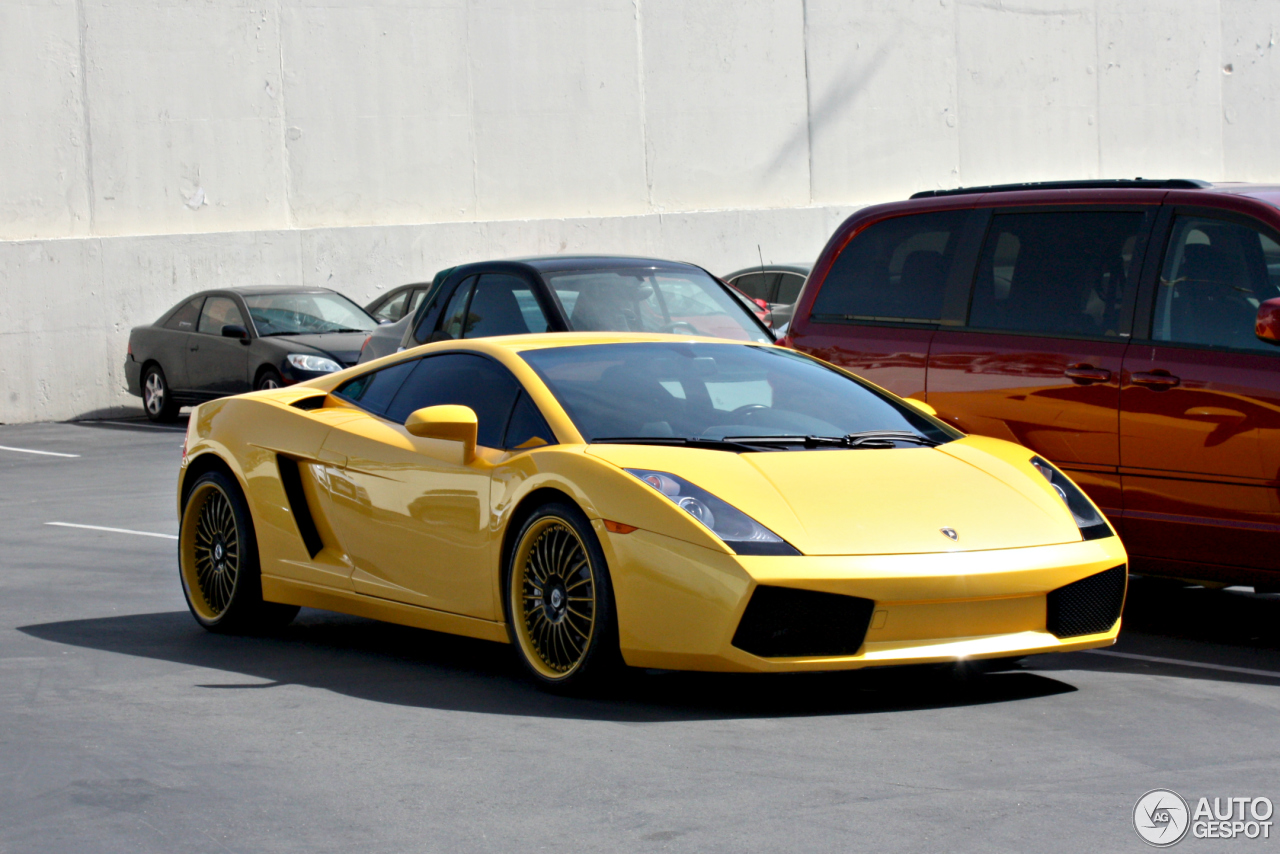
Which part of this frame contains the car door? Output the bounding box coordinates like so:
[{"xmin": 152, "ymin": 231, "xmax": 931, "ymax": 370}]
[
  {"xmin": 789, "ymin": 209, "xmax": 975, "ymax": 398},
  {"xmin": 317, "ymin": 352, "xmax": 525, "ymax": 619},
  {"xmin": 184, "ymin": 295, "xmax": 252, "ymax": 396},
  {"xmin": 1120, "ymin": 210, "xmax": 1280, "ymax": 573},
  {"xmin": 925, "ymin": 207, "xmax": 1155, "ymax": 517},
  {"xmin": 151, "ymin": 295, "xmax": 205, "ymax": 390}
]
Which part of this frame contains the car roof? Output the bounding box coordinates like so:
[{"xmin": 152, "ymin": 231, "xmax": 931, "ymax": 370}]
[
  {"xmin": 724, "ymin": 263, "xmax": 812, "ymax": 278},
  {"xmin": 458, "ymin": 255, "xmax": 707, "ymax": 275},
  {"xmin": 907, "ymin": 178, "xmax": 1280, "ymax": 205}
]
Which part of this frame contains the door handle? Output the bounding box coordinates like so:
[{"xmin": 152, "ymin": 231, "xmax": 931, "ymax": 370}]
[
  {"xmin": 189, "ymin": 343, "xmax": 199, "ymax": 351},
  {"xmin": 1064, "ymin": 365, "xmax": 1112, "ymax": 384},
  {"xmin": 1130, "ymin": 371, "xmax": 1180, "ymax": 389}
]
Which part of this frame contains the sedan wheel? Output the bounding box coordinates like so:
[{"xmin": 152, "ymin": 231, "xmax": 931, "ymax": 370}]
[
  {"xmin": 507, "ymin": 502, "xmax": 620, "ymax": 690},
  {"xmin": 142, "ymin": 365, "xmax": 179, "ymax": 422},
  {"xmin": 255, "ymin": 369, "xmax": 283, "ymax": 391}
]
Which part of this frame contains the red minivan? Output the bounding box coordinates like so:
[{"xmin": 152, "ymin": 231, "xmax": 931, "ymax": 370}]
[{"xmin": 788, "ymin": 179, "xmax": 1280, "ymax": 588}]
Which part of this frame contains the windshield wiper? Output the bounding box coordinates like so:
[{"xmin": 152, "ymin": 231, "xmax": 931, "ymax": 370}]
[
  {"xmin": 591, "ymin": 436, "xmax": 769, "ymax": 453},
  {"xmin": 721, "ymin": 435, "xmax": 847, "ymax": 448},
  {"xmin": 846, "ymin": 430, "xmax": 940, "ymax": 447},
  {"xmin": 721, "ymin": 432, "xmax": 940, "ymax": 449}
]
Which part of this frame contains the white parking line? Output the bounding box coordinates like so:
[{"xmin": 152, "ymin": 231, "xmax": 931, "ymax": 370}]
[
  {"xmin": 1085, "ymin": 649, "xmax": 1280, "ymax": 680},
  {"xmin": 94, "ymin": 421, "xmax": 187, "ymax": 431},
  {"xmin": 0, "ymin": 445, "xmax": 80, "ymax": 458},
  {"xmin": 45, "ymin": 522, "xmax": 178, "ymax": 540}
]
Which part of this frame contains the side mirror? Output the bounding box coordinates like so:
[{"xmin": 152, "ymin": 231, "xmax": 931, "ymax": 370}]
[
  {"xmin": 1256, "ymin": 298, "xmax": 1280, "ymax": 344},
  {"xmin": 405, "ymin": 405, "xmax": 477, "ymax": 464},
  {"xmin": 904, "ymin": 398, "xmax": 938, "ymax": 418},
  {"xmin": 221, "ymin": 324, "xmax": 249, "ymax": 343}
]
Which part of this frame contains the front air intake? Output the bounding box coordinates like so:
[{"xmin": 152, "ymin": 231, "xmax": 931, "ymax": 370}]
[
  {"xmin": 731, "ymin": 586, "xmax": 875, "ymax": 658},
  {"xmin": 1046, "ymin": 564, "xmax": 1127, "ymax": 638}
]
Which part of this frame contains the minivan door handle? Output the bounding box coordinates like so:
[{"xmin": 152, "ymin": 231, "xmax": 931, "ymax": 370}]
[
  {"xmin": 1064, "ymin": 365, "xmax": 1112, "ymax": 384},
  {"xmin": 1130, "ymin": 370, "xmax": 1181, "ymax": 389}
]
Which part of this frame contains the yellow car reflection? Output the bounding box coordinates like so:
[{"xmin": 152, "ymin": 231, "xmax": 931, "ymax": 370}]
[{"xmin": 177, "ymin": 332, "xmax": 1127, "ymax": 690}]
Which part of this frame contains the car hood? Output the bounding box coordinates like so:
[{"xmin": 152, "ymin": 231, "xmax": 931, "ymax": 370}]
[
  {"xmin": 267, "ymin": 332, "xmax": 370, "ymax": 367},
  {"xmin": 585, "ymin": 437, "xmax": 1082, "ymax": 555}
]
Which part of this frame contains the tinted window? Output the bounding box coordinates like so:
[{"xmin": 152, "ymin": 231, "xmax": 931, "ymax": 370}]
[
  {"xmin": 197, "ymin": 297, "xmax": 246, "ymax": 334},
  {"xmin": 464, "ymin": 273, "xmax": 551, "ymax": 338},
  {"xmin": 776, "ymin": 273, "xmax": 805, "ymax": 305},
  {"xmin": 811, "ymin": 211, "xmax": 965, "ymax": 323},
  {"xmin": 412, "ymin": 281, "xmax": 454, "ymax": 345},
  {"xmin": 372, "ymin": 289, "xmax": 409, "ymax": 322},
  {"xmin": 504, "ymin": 391, "xmax": 556, "ymax": 450},
  {"xmin": 521, "ymin": 342, "xmax": 955, "ymax": 444},
  {"xmin": 164, "ymin": 297, "xmax": 203, "ymax": 331},
  {"xmin": 731, "ymin": 273, "xmax": 777, "ymax": 302},
  {"xmin": 969, "ymin": 211, "xmax": 1145, "ymax": 337},
  {"xmin": 438, "ymin": 277, "xmax": 476, "ymax": 341},
  {"xmin": 1154, "ymin": 216, "xmax": 1280, "ymax": 353},
  {"xmin": 546, "ymin": 267, "xmax": 769, "ymax": 342},
  {"xmin": 334, "ymin": 358, "xmax": 417, "ymax": 416},
  {"xmin": 385, "ymin": 353, "xmax": 522, "ymax": 447}
]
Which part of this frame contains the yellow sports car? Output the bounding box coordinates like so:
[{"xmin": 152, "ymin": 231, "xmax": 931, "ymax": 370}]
[{"xmin": 177, "ymin": 332, "xmax": 1127, "ymax": 690}]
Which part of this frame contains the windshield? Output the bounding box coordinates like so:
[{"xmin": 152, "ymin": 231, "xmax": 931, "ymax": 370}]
[
  {"xmin": 521, "ymin": 342, "xmax": 957, "ymax": 446},
  {"xmin": 244, "ymin": 292, "xmax": 377, "ymax": 336},
  {"xmin": 542, "ymin": 268, "xmax": 771, "ymax": 343}
]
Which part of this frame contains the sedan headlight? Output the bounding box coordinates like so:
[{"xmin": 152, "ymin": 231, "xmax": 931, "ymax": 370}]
[
  {"xmin": 1030, "ymin": 456, "xmax": 1113, "ymax": 541},
  {"xmin": 625, "ymin": 469, "xmax": 799, "ymax": 556},
  {"xmin": 287, "ymin": 354, "xmax": 342, "ymax": 373}
]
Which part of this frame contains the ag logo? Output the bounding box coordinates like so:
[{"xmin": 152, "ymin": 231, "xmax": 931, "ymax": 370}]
[{"xmin": 1134, "ymin": 789, "xmax": 1190, "ymax": 847}]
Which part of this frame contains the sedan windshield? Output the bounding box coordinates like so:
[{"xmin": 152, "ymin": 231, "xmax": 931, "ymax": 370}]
[
  {"xmin": 244, "ymin": 292, "xmax": 377, "ymax": 336},
  {"xmin": 542, "ymin": 268, "xmax": 771, "ymax": 343},
  {"xmin": 521, "ymin": 342, "xmax": 958, "ymax": 447}
]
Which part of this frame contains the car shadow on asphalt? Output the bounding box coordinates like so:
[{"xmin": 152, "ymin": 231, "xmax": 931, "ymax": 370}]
[{"xmin": 17, "ymin": 609, "xmax": 1076, "ymax": 722}]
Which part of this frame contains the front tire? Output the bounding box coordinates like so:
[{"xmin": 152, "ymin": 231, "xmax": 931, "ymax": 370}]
[
  {"xmin": 142, "ymin": 364, "xmax": 179, "ymax": 423},
  {"xmin": 179, "ymin": 470, "xmax": 299, "ymax": 633},
  {"xmin": 505, "ymin": 502, "xmax": 621, "ymax": 692},
  {"xmin": 255, "ymin": 368, "xmax": 283, "ymax": 391}
]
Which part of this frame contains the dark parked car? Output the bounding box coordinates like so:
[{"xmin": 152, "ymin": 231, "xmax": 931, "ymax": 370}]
[
  {"xmin": 393, "ymin": 256, "xmax": 774, "ymax": 353},
  {"xmin": 365, "ymin": 281, "xmax": 433, "ymax": 323},
  {"xmin": 786, "ymin": 177, "xmax": 1280, "ymax": 588},
  {"xmin": 723, "ymin": 263, "xmax": 810, "ymax": 331},
  {"xmin": 125, "ymin": 286, "xmax": 378, "ymax": 421}
]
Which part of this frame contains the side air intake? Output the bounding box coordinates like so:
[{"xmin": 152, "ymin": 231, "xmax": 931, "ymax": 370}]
[
  {"xmin": 731, "ymin": 586, "xmax": 875, "ymax": 658},
  {"xmin": 1046, "ymin": 564, "xmax": 1127, "ymax": 638},
  {"xmin": 276, "ymin": 455, "xmax": 324, "ymax": 558}
]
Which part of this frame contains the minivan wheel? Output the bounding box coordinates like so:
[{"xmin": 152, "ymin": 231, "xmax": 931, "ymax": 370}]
[{"xmin": 142, "ymin": 365, "xmax": 180, "ymax": 423}]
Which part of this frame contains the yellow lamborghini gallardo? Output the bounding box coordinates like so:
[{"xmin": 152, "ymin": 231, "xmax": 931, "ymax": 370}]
[{"xmin": 177, "ymin": 332, "xmax": 1127, "ymax": 689}]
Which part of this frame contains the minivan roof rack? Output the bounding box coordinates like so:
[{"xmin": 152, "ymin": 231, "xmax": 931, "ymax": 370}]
[{"xmin": 910, "ymin": 178, "xmax": 1212, "ymax": 199}]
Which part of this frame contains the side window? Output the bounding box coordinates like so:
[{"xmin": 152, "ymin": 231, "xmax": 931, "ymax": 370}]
[
  {"xmin": 408, "ymin": 288, "xmax": 430, "ymax": 315},
  {"xmin": 437, "ymin": 277, "xmax": 477, "ymax": 341},
  {"xmin": 811, "ymin": 211, "xmax": 967, "ymax": 323},
  {"xmin": 775, "ymin": 273, "xmax": 805, "ymax": 305},
  {"xmin": 411, "ymin": 281, "xmax": 456, "ymax": 345},
  {"xmin": 196, "ymin": 297, "xmax": 246, "ymax": 334},
  {"xmin": 969, "ymin": 211, "xmax": 1146, "ymax": 338},
  {"xmin": 463, "ymin": 274, "xmax": 551, "ymax": 339},
  {"xmin": 372, "ymin": 290, "xmax": 408, "ymax": 322},
  {"xmin": 334, "ymin": 358, "xmax": 417, "ymax": 416},
  {"xmin": 384, "ymin": 353, "xmax": 522, "ymax": 448},
  {"xmin": 1153, "ymin": 216, "xmax": 1280, "ymax": 352},
  {"xmin": 503, "ymin": 391, "xmax": 556, "ymax": 450},
  {"xmin": 731, "ymin": 273, "xmax": 776, "ymax": 302},
  {"xmin": 164, "ymin": 297, "xmax": 204, "ymax": 331}
]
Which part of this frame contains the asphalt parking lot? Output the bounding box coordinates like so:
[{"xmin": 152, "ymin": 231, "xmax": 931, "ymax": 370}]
[{"xmin": 2, "ymin": 419, "xmax": 1278, "ymax": 853}]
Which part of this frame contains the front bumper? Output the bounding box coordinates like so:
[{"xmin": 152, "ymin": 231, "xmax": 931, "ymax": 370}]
[{"xmin": 595, "ymin": 524, "xmax": 1127, "ymax": 673}]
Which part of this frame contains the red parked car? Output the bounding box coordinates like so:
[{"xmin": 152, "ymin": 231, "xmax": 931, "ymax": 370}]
[{"xmin": 787, "ymin": 178, "xmax": 1280, "ymax": 588}]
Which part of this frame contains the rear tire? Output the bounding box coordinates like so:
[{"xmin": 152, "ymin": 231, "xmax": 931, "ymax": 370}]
[
  {"xmin": 504, "ymin": 501, "xmax": 622, "ymax": 693},
  {"xmin": 142, "ymin": 364, "xmax": 180, "ymax": 423},
  {"xmin": 179, "ymin": 469, "xmax": 299, "ymax": 633}
]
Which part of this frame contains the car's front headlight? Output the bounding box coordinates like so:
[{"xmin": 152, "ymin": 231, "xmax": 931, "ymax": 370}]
[
  {"xmin": 287, "ymin": 354, "xmax": 342, "ymax": 373},
  {"xmin": 625, "ymin": 469, "xmax": 799, "ymax": 556},
  {"xmin": 1030, "ymin": 456, "xmax": 1114, "ymax": 541}
]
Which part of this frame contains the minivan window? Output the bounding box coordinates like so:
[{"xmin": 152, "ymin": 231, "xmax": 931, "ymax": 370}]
[
  {"xmin": 463, "ymin": 273, "xmax": 551, "ymax": 338},
  {"xmin": 438, "ymin": 277, "xmax": 476, "ymax": 340},
  {"xmin": 810, "ymin": 211, "xmax": 966, "ymax": 323},
  {"xmin": 969, "ymin": 211, "xmax": 1146, "ymax": 338},
  {"xmin": 1154, "ymin": 216, "xmax": 1280, "ymax": 353}
]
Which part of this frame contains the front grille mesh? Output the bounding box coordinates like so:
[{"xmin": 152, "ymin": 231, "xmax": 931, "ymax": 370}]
[
  {"xmin": 731, "ymin": 586, "xmax": 875, "ymax": 658},
  {"xmin": 1046, "ymin": 564, "xmax": 1127, "ymax": 638}
]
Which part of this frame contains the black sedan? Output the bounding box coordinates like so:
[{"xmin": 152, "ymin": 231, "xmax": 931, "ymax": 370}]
[
  {"xmin": 395, "ymin": 256, "xmax": 775, "ymax": 353},
  {"xmin": 125, "ymin": 286, "xmax": 378, "ymax": 421}
]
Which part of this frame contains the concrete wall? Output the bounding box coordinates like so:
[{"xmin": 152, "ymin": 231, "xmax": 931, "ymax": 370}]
[{"xmin": 4, "ymin": 0, "xmax": 1280, "ymax": 422}]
